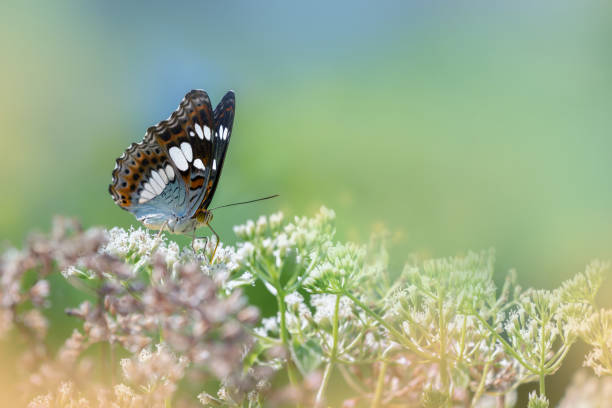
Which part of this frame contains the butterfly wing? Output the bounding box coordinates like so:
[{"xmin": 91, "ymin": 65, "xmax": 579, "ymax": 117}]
[
  {"xmin": 198, "ymin": 90, "xmax": 235, "ymax": 211},
  {"xmin": 146, "ymin": 90, "xmax": 218, "ymax": 217},
  {"xmin": 108, "ymin": 132, "xmax": 188, "ymax": 229},
  {"xmin": 109, "ymin": 90, "xmax": 218, "ymax": 230}
]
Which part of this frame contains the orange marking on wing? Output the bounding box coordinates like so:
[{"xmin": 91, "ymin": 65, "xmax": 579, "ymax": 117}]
[{"xmin": 190, "ymin": 178, "xmax": 205, "ymax": 189}]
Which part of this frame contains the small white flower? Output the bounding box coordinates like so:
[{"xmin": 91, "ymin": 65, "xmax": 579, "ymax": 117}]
[
  {"xmin": 245, "ymin": 220, "xmax": 256, "ymax": 237},
  {"xmin": 269, "ymin": 211, "xmax": 284, "ymax": 229},
  {"xmin": 255, "ymin": 215, "xmax": 268, "ymax": 235},
  {"xmin": 311, "ymin": 294, "xmax": 353, "ymax": 324},
  {"xmin": 262, "ymin": 317, "xmax": 279, "ymax": 334},
  {"xmin": 233, "ymin": 224, "xmax": 247, "ymax": 239},
  {"xmin": 285, "ymin": 292, "xmax": 303, "ymax": 308},
  {"xmin": 234, "ymin": 242, "xmax": 255, "ymax": 262}
]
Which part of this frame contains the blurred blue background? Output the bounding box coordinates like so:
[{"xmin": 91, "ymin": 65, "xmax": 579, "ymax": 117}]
[{"xmin": 1, "ymin": 0, "xmax": 612, "ymax": 403}]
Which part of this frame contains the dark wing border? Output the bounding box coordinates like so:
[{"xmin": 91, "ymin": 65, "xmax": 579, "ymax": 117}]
[{"xmin": 199, "ymin": 90, "xmax": 235, "ymax": 210}]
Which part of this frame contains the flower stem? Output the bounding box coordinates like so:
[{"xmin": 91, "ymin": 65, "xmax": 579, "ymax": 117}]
[
  {"xmin": 315, "ymin": 294, "xmax": 341, "ymax": 407},
  {"xmin": 372, "ymin": 360, "xmax": 388, "ymax": 408},
  {"xmin": 539, "ymin": 316, "xmax": 547, "ymax": 397},
  {"xmin": 341, "ymin": 291, "xmax": 435, "ymax": 360},
  {"xmin": 437, "ymin": 291, "xmax": 450, "ymax": 399},
  {"xmin": 276, "ymin": 289, "xmax": 301, "ymax": 405},
  {"xmin": 315, "ymin": 361, "xmax": 334, "ymax": 407}
]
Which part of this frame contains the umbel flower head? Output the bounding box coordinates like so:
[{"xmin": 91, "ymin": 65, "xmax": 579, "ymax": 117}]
[{"xmin": 0, "ymin": 209, "xmax": 609, "ymax": 408}]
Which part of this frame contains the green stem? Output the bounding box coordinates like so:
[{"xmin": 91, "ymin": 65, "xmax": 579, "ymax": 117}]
[
  {"xmin": 457, "ymin": 315, "xmax": 468, "ymax": 363},
  {"xmin": 470, "ymin": 340, "xmax": 494, "ymax": 407},
  {"xmin": 276, "ymin": 288, "xmax": 301, "ymax": 407},
  {"xmin": 372, "ymin": 360, "xmax": 388, "ymax": 408},
  {"xmin": 538, "ymin": 316, "xmax": 548, "ymax": 397},
  {"xmin": 437, "ymin": 292, "xmax": 450, "ymax": 399},
  {"xmin": 342, "ymin": 291, "xmax": 436, "ymax": 360},
  {"xmin": 474, "ymin": 315, "xmax": 538, "ymax": 373},
  {"xmin": 315, "ymin": 294, "xmax": 341, "ymax": 407},
  {"xmin": 315, "ymin": 361, "xmax": 334, "ymax": 407}
]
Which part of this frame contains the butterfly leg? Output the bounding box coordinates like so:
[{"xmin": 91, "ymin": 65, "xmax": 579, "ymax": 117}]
[
  {"xmin": 156, "ymin": 221, "xmax": 168, "ymax": 241},
  {"xmin": 190, "ymin": 228, "xmax": 197, "ymax": 253},
  {"xmin": 207, "ymin": 222, "xmax": 220, "ymax": 264}
]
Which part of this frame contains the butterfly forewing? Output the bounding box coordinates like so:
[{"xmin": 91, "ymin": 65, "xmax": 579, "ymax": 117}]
[
  {"xmin": 198, "ymin": 90, "xmax": 235, "ymax": 210},
  {"xmin": 145, "ymin": 90, "xmax": 217, "ymax": 215}
]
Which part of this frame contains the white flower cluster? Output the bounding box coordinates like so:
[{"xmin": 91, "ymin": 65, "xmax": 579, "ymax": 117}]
[
  {"xmin": 304, "ymin": 242, "xmax": 367, "ymax": 292},
  {"xmin": 527, "ymin": 391, "xmax": 549, "ymax": 408},
  {"xmin": 103, "ymin": 226, "xmax": 160, "ymax": 260},
  {"xmin": 12, "ymin": 209, "xmax": 612, "ymax": 408},
  {"xmin": 120, "ymin": 343, "xmax": 188, "ymax": 389}
]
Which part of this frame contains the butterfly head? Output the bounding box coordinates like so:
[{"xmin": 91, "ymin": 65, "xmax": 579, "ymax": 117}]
[{"xmin": 195, "ymin": 208, "xmax": 213, "ymax": 226}]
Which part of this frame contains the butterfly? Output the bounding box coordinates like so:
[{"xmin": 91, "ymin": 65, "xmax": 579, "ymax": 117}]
[{"xmin": 109, "ymin": 89, "xmax": 235, "ymax": 259}]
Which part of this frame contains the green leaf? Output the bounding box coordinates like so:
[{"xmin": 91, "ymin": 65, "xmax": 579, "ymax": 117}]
[{"xmin": 291, "ymin": 339, "xmax": 323, "ymax": 375}]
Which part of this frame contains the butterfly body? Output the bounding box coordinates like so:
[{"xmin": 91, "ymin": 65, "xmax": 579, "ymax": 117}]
[{"xmin": 109, "ymin": 90, "xmax": 235, "ymax": 235}]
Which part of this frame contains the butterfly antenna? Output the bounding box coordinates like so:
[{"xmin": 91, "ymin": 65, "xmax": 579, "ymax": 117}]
[{"xmin": 209, "ymin": 194, "xmax": 279, "ymax": 211}]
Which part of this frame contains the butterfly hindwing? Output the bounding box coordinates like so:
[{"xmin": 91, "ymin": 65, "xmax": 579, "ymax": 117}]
[{"xmin": 109, "ymin": 133, "xmax": 188, "ymax": 228}]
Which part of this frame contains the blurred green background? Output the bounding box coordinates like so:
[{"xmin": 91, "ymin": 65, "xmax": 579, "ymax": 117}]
[{"xmin": 2, "ymin": 0, "xmax": 612, "ymax": 404}]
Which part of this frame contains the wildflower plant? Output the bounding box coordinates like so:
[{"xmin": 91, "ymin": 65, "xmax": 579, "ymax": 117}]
[{"xmin": 0, "ymin": 208, "xmax": 611, "ymax": 407}]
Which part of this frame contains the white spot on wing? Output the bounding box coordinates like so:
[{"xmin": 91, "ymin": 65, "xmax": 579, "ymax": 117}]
[
  {"xmin": 148, "ymin": 177, "xmax": 163, "ymax": 195},
  {"xmin": 165, "ymin": 165, "xmax": 175, "ymax": 180},
  {"xmin": 189, "ymin": 131, "xmax": 195, "ymax": 137},
  {"xmin": 158, "ymin": 169, "xmax": 168, "ymax": 184},
  {"xmin": 180, "ymin": 142, "xmax": 193, "ymax": 162},
  {"xmin": 213, "ymin": 159, "xmax": 217, "ymax": 170},
  {"xmin": 151, "ymin": 171, "xmax": 165, "ymax": 190},
  {"xmin": 223, "ymin": 127, "xmax": 229, "ymax": 140},
  {"xmin": 143, "ymin": 182, "xmax": 156, "ymax": 195},
  {"xmin": 194, "ymin": 158, "xmax": 205, "ymax": 170},
  {"xmin": 169, "ymin": 146, "xmax": 188, "ymax": 171},
  {"xmin": 204, "ymin": 126, "xmax": 211, "ymax": 140},
  {"xmin": 139, "ymin": 188, "xmax": 155, "ymax": 203},
  {"xmin": 194, "ymin": 124, "xmax": 204, "ymax": 139}
]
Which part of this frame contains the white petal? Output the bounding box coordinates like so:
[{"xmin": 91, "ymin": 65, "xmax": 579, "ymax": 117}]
[
  {"xmin": 180, "ymin": 142, "xmax": 193, "ymax": 162},
  {"xmin": 169, "ymin": 146, "xmax": 188, "ymax": 171}
]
